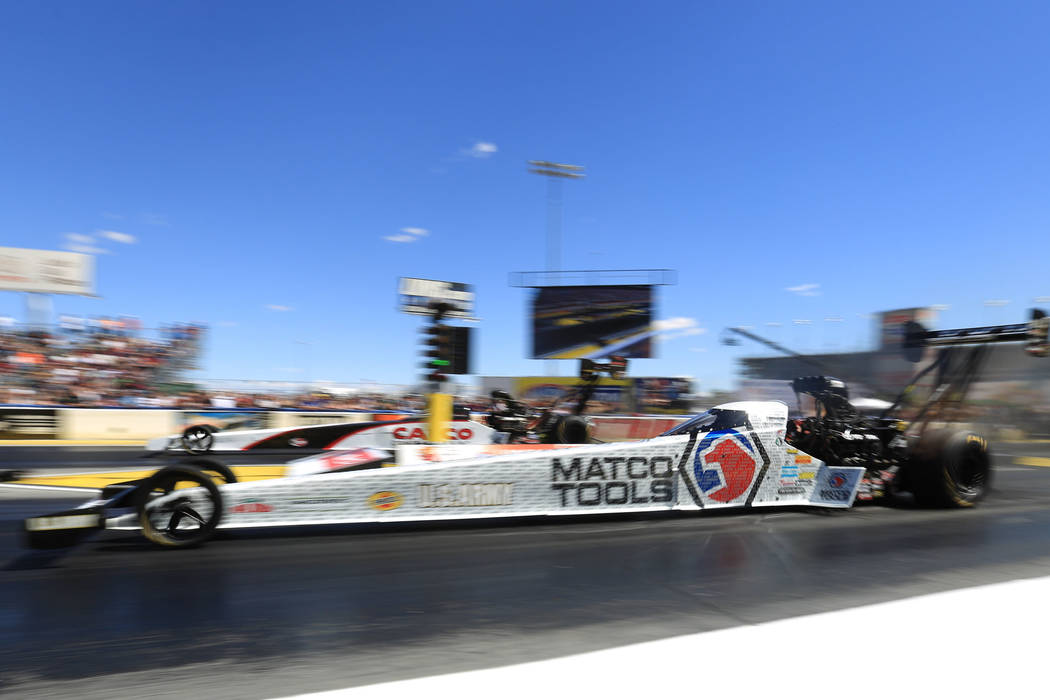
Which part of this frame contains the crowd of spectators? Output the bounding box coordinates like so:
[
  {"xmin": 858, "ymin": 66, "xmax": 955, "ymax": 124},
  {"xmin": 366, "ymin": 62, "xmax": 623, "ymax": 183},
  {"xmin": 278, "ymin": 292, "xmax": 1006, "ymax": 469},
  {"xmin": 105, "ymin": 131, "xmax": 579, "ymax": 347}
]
[{"xmin": 0, "ymin": 318, "xmax": 205, "ymax": 407}]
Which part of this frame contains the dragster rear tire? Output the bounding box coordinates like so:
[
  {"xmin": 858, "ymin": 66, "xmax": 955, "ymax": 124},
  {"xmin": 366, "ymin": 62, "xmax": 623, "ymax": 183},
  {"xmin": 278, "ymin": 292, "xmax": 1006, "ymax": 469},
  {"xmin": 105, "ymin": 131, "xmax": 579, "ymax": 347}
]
[
  {"xmin": 135, "ymin": 465, "xmax": 223, "ymax": 548},
  {"xmin": 909, "ymin": 429, "xmax": 992, "ymax": 508},
  {"xmin": 546, "ymin": 415, "xmax": 592, "ymax": 444}
]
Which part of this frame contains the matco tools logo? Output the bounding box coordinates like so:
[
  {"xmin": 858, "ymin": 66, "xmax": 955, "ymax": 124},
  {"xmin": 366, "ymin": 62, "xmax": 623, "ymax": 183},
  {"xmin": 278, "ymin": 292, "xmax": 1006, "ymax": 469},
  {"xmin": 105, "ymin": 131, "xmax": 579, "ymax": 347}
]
[{"xmin": 694, "ymin": 429, "xmax": 759, "ymax": 503}]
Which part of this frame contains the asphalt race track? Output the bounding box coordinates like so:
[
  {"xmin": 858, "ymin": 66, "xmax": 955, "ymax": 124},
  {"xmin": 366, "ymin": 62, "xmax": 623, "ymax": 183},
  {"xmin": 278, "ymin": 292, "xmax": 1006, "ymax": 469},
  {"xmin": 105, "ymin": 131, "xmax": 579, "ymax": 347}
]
[{"xmin": 4, "ymin": 443, "xmax": 1050, "ymax": 698}]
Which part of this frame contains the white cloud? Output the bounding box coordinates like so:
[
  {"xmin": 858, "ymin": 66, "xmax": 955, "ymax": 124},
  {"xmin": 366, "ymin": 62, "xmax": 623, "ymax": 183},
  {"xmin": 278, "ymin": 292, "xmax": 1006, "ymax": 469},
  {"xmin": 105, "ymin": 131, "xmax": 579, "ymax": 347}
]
[
  {"xmin": 786, "ymin": 283, "xmax": 821, "ymax": 296},
  {"xmin": 98, "ymin": 230, "xmax": 136, "ymax": 244},
  {"xmin": 62, "ymin": 233, "xmax": 109, "ymax": 254},
  {"xmin": 265, "ymin": 304, "xmax": 293, "ymax": 312},
  {"xmin": 652, "ymin": 317, "xmax": 701, "ymax": 332},
  {"xmin": 66, "ymin": 243, "xmax": 110, "ymax": 255},
  {"xmin": 467, "ymin": 141, "xmax": 498, "ymax": 158},
  {"xmin": 383, "ymin": 226, "xmax": 431, "ymax": 243},
  {"xmin": 653, "ymin": 317, "xmax": 707, "ymax": 341}
]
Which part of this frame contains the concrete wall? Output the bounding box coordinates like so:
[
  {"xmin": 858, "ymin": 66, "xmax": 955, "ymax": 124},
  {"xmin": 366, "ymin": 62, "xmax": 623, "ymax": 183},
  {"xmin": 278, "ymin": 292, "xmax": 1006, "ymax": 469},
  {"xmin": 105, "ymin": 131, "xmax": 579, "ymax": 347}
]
[{"xmin": 62, "ymin": 408, "xmax": 179, "ymax": 440}]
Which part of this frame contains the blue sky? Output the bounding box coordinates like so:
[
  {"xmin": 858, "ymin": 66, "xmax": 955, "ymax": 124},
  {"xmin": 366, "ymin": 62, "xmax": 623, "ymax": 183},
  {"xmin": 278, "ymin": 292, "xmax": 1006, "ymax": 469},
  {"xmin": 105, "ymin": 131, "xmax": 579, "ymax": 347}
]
[{"xmin": 2, "ymin": 1, "xmax": 1050, "ymax": 390}]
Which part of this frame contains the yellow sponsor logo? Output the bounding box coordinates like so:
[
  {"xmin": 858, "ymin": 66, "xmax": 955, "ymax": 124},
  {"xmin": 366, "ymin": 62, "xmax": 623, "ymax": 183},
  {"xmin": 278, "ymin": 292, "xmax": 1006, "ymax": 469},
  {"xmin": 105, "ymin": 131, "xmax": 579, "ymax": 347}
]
[
  {"xmin": 799, "ymin": 471, "xmax": 816, "ymax": 480},
  {"xmin": 368, "ymin": 491, "xmax": 403, "ymax": 511},
  {"xmin": 966, "ymin": 435, "xmax": 988, "ymax": 450}
]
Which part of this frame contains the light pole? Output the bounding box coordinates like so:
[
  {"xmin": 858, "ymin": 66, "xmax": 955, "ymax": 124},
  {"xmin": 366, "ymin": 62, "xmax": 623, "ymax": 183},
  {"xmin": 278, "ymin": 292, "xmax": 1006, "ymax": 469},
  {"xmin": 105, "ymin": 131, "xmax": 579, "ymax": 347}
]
[
  {"xmin": 527, "ymin": 160, "xmax": 585, "ymax": 273},
  {"xmin": 528, "ymin": 160, "xmax": 585, "ymax": 376}
]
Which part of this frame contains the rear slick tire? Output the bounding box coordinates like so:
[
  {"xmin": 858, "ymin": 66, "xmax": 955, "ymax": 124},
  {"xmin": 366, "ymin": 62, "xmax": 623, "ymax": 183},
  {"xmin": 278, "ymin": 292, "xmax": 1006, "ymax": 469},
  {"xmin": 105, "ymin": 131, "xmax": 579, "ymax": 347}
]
[
  {"xmin": 910, "ymin": 429, "xmax": 991, "ymax": 508},
  {"xmin": 549, "ymin": 415, "xmax": 592, "ymax": 444}
]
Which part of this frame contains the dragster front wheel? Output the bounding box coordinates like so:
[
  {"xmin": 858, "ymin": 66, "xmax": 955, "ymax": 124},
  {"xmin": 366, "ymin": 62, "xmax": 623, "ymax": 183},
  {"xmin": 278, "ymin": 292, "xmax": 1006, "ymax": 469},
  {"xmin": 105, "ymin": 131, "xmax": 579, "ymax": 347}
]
[
  {"xmin": 181, "ymin": 425, "xmax": 215, "ymax": 454},
  {"xmin": 135, "ymin": 465, "xmax": 223, "ymax": 548}
]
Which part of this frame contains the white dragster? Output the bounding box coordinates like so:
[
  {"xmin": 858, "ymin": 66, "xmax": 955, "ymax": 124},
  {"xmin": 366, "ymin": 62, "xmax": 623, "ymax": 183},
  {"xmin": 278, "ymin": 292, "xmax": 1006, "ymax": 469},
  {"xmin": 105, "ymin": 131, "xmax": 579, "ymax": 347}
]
[
  {"xmin": 147, "ymin": 416, "xmax": 496, "ymax": 453},
  {"xmin": 25, "ymin": 401, "xmax": 865, "ymax": 549}
]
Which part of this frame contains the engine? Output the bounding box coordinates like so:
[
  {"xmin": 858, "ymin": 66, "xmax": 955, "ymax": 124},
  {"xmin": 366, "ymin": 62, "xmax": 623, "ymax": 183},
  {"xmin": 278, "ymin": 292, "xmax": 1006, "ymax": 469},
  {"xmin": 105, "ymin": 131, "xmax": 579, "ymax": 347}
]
[{"xmin": 783, "ymin": 376, "xmax": 906, "ymax": 471}]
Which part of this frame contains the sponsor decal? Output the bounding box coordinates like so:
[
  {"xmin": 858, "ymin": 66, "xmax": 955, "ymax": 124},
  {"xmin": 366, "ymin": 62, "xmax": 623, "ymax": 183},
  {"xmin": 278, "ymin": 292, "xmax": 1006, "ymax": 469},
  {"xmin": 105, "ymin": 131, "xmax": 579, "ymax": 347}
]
[
  {"xmin": 231, "ymin": 499, "xmax": 273, "ymax": 514},
  {"xmin": 820, "ymin": 488, "xmax": 850, "ymax": 502},
  {"xmin": 418, "ymin": 483, "xmax": 514, "ymax": 508},
  {"xmin": 550, "ymin": 455, "xmax": 674, "ymax": 507},
  {"xmin": 367, "ymin": 491, "xmax": 403, "ymax": 511},
  {"xmin": 777, "ymin": 486, "xmax": 805, "ymax": 496},
  {"xmin": 814, "ymin": 467, "xmax": 860, "ymax": 504},
  {"xmin": 392, "ymin": 426, "xmax": 475, "ymax": 441},
  {"xmin": 25, "ymin": 513, "xmax": 99, "ymax": 531},
  {"xmin": 967, "ymin": 435, "xmax": 988, "ymax": 450},
  {"xmin": 290, "ymin": 497, "xmax": 349, "ymax": 507},
  {"xmin": 694, "ymin": 430, "xmax": 759, "ymax": 503},
  {"xmin": 799, "ymin": 471, "xmax": 816, "ymax": 481},
  {"xmin": 781, "ymin": 466, "xmax": 799, "ymax": 479},
  {"xmin": 320, "ymin": 448, "xmax": 386, "ymax": 471},
  {"xmin": 288, "ymin": 437, "xmax": 309, "ymax": 447},
  {"xmin": 794, "ymin": 454, "xmax": 812, "ymax": 465}
]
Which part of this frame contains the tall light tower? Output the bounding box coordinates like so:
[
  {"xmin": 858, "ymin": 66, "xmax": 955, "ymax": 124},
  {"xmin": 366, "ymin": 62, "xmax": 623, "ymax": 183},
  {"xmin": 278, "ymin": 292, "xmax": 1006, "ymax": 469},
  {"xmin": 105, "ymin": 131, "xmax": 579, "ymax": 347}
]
[{"xmin": 527, "ymin": 160, "xmax": 585, "ymax": 272}]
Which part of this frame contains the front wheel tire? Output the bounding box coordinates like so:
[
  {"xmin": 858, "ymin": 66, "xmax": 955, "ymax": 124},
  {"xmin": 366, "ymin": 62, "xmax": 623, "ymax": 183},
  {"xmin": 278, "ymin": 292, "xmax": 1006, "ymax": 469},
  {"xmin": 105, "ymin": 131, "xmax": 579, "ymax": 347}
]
[
  {"xmin": 135, "ymin": 465, "xmax": 223, "ymax": 547},
  {"xmin": 181, "ymin": 425, "xmax": 215, "ymax": 454}
]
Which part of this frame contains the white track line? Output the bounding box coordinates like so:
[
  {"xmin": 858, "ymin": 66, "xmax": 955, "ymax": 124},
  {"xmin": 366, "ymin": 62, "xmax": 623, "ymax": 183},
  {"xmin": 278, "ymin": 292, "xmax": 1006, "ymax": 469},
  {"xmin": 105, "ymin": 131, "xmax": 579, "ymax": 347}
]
[{"xmin": 276, "ymin": 575, "xmax": 1050, "ymax": 700}]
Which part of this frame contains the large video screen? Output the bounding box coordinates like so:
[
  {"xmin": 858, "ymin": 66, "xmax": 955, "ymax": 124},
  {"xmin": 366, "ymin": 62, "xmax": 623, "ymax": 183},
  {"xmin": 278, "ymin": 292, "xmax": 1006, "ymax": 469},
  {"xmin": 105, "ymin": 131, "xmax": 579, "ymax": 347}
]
[{"xmin": 531, "ymin": 284, "xmax": 653, "ymax": 359}]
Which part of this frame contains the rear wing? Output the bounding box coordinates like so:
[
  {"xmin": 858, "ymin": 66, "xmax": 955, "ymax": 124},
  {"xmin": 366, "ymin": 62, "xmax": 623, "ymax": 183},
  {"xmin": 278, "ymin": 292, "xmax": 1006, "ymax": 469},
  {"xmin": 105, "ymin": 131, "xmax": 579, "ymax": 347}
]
[
  {"xmin": 903, "ymin": 308, "xmax": 1050, "ymax": 362},
  {"xmin": 886, "ymin": 308, "xmax": 1049, "ymax": 426}
]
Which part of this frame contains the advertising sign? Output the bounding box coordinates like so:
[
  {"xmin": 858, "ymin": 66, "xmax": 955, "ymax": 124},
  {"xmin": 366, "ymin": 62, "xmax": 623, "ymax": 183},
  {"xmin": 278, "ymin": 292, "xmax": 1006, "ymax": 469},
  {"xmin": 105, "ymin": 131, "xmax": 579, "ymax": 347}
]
[
  {"xmin": 879, "ymin": 307, "xmax": 935, "ymax": 350},
  {"xmin": 398, "ymin": 277, "xmax": 475, "ymax": 319},
  {"xmin": 177, "ymin": 411, "xmax": 266, "ymax": 433},
  {"xmin": 0, "ymin": 247, "xmax": 95, "ymax": 296},
  {"xmin": 633, "ymin": 378, "xmax": 693, "ymax": 414},
  {"xmin": 0, "ymin": 408, "xmax": 58, "ymax": 439},
  {"xmin": 512, "ymin": 377, "xmax": 632, "ymax": 414},
  {"xmin": 531, "ymin": 284, "xmax": 653, "ymax": 359}
]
